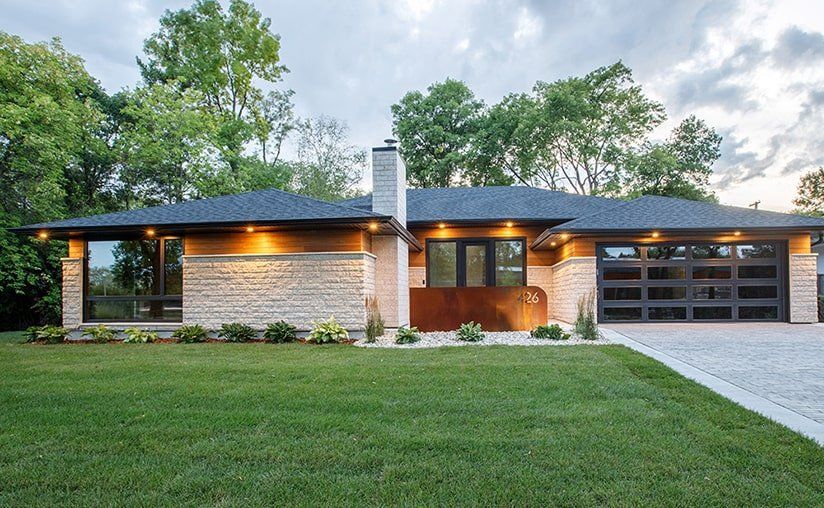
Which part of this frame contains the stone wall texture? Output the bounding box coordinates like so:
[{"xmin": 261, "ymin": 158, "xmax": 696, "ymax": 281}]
[
  {"xmin": 789, "ymin": 253, "xmax": 818, "ymax": 323},
  {"xmin": 549, "ymin": 257, "xmax": 597, "ymax": 323},
  {"xmin": 371, "ymin": 148, "xmax": 406, "ymax": 225},
  {"xmin": 182, "ymin": 252, "xmax": 376, "ymax": 330},
  {"xmin": 61, "ymin": 258, "xmax": 83, "ymax": 328},
  {"xmin": 372, "ymin": 236, "xmax": 409, "ymax": 327},
  {"xmin": 527, "ymin": 266, "xmax": 553, "ymax": 319},
  {"xmin": 408, "ymin": 267, "xmax": 426, "ymax": 288}
]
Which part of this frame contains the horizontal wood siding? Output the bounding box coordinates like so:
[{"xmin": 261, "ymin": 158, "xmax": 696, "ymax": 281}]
[
  {"xmin": 184, "ymin": 229, "xmax": 369, "ymax": 256},
  {"xmin": 409, "ymin": 226, "xmax": 555, "ymax": 268},
  {"xmin": 68, "ymin": 238, "xmax": 84, "ymax": 258},
  {"xmin": 555, "ymin": 232, "xmax": 811, "ymax": 262}
]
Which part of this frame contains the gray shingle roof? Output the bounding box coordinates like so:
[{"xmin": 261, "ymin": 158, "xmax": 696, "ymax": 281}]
[
  {"xmin": 549, "ymin": 195, "xmax": 824, "ymax": 233},
  {"xmin": 339, "ymin": 186, "xmax": 620, "ymax": 224},
  {"xmin": 13, "ymin": 188, "xmax": 384, "ymax": 233}
]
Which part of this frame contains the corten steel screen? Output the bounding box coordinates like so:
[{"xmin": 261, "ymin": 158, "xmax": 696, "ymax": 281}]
[{"xmin": 596, "ymin": 242, "xmax": 787, "ymax": 322}]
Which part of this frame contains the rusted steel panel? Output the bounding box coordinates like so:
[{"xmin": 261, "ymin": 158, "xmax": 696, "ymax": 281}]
[{"xmin": 410, "ymin": 286, "xmax": 547, "ymax": 332}]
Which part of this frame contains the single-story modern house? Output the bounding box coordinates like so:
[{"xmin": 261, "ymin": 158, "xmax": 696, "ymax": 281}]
[{"xmin": 12, "ymin": 143, "xmax": 824, "ymax": 332}]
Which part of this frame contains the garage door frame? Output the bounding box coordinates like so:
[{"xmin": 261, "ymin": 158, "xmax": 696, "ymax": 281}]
[{"xmin": 596, "ymin": 240, "xmax": 788, "ymax": 323}]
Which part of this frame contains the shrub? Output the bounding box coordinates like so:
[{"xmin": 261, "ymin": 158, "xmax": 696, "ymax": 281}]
[
  {"xmin": 172, "ymin": 324, "xmax": 209, "ymax": 343},
  {"xmin": 364, "ymin": 296, "xmax": 384, "ymax": 343},
  {"xmin": 122, "ymin": 327, "xmax": 159, "ymax": 344},
  {"xmin": 394, "ymin": 326, "xmax": 421, "ymax": 344},
  {"xmin": 531, "ymin": 324, "xmax": 570, "ymax": 340},
  {"xmin": 456, "ymin": 321, "xmax": 484, "ymax": 342},
  {"xmin": 29, "ymin": 325, "xmax": 70, "ymax": 344},
  {"xmin": 218, "ymin": 323, "xmax": 256, "ymax": 343},
  {"xmin": 307, "ymin": 317, "xmax": 349, "ymax": 344},
  {"xmin": 82, "ymin": 324, "xmax": 117, "ymax": 343},
  {"xmin": 264, "ymin": 321, "xmax": 297, "ymax": 343},
  {"xmin": 574, "ymin": 289, "xmax": 600, "ymax": 340}
]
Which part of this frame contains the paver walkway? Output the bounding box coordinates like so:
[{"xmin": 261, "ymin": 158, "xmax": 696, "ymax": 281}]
[{"xmin": 603, "ymin": 323, "xmax": 824, "ymax": 444}]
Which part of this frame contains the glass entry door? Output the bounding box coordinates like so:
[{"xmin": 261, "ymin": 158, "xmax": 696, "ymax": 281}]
[{"xmin": 463, "ymin": 242, "xmax": 488, "ymax": 287}]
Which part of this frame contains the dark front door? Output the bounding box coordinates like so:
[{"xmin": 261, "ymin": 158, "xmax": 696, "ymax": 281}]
[{"xmin": 597, "ymin": 241, "xmax": 787, "ymax": 323}]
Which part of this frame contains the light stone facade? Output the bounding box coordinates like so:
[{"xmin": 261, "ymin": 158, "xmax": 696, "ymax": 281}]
[
  {"xmin": 372, "ymin": 235, "xmax": 409, "ymax": 327},
  {"xmin": 61, "ymin": 258, "xmax": 83, "ymax": 328},
  {"xmin": 182, "ymin": 252, "xmax": 375, "ymax": 330},
  {"xmin": 789, "ymin": 253, "xmax": 818, "ymax": 323},
  {"xmin": 526, "ymin": 266, "xmax": 553, "ymax": 319},
  {"xmin": 548, "ymin": 257, "xmax": 597, "ymax": 323},
  {"xmin": 371, "ymin": 148, "xmax": 406, "ymax": 225},
  {"xmin": 409, "ymin": 267, "xmax": 426, "ymax": 288}
]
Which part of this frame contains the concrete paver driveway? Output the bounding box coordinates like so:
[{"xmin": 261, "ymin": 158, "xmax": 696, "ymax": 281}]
[{"xmin": 605, "ymin": 323, "xmax": 824, "ymax": 426}]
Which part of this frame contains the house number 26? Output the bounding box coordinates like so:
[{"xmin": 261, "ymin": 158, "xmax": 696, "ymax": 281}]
[{"xmin": 519, "ymin": 291, "xmax": 540, "ymax": 304}]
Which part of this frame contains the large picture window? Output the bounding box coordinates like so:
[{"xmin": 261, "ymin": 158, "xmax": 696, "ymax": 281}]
[
  {"xmin": 85, "ymin": 238, "xmax": 183, "ymax": 322},
  {"xmin": 426, "ymin": 238, "xmax": 526, "ymax": 287}
]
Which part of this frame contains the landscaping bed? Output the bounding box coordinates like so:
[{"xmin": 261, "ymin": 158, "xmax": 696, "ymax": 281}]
[{"xmin": 357, "ymin": 329, "xmax": 610, "ymax": 348}]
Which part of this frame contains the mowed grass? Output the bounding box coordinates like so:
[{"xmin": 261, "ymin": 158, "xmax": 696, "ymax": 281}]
[{"xmin": 0, "ymin": 339, "xmax": 822, "ymax": 506}]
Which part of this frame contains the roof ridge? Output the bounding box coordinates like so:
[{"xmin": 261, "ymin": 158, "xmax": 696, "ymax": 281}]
[
  {"xmin": 267, "ymin": 188, "xmax": 384, "ymax": 217},
  {"xmin": 549, "ymin": 197, "xmax": 636, "ymax": 231}
]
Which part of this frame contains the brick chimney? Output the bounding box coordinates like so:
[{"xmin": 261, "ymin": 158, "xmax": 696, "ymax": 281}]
[{"xmin": 371, "ymin": 140, "xmax": 409, "ymax": 327}]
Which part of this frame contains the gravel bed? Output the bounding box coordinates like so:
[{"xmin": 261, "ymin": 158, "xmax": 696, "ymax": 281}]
[{"xmin": 356, "ymin": 328, "xmax": 611, "ymax": 349}]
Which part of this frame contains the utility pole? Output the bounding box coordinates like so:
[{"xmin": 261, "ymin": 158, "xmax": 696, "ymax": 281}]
[{"xmin": 749, "ymin": 200, "xmax": 760, "ymax": 210}]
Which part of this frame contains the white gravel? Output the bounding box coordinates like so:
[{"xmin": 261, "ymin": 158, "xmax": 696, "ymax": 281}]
[{"xmin": 356, "ymin": 325, "xmax": 611, "ymax": 349}]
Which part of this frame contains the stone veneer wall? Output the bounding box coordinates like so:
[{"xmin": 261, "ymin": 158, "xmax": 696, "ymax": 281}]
[
  {"xmin": 372, "ymin": 236, "xmax": 409, "ymax": 327},
  {"xmin": 182, "ymin": 252, "xmax": 375, "ymax": 330},
  {"xmin": 789, "ymin": 253, "xmax": 818, "ymax": 323},
  {"xmin": 526, "ymin": 266, "xmax": 553, "ymax": 319},
  {"xmin": 408, "ymin": 267, "xmax": 426, "ymax": 288},
  {"xmin": 549, "ymin": 257, "xmax": 597, "ymax": 323},
  {"xmin": 61, "ymin": 258, "xmax": 83, "ymax": 328}
]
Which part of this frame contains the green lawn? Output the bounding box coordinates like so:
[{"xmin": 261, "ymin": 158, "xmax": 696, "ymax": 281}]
[{"xmin": 1, "ymin": 339, "xmax": 822, "ymax": 506}]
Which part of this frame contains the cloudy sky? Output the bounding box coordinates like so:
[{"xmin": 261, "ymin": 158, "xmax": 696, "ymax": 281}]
[{"xmin": 5, "ymin": 0, "xmax": 824, "ymax": 211}]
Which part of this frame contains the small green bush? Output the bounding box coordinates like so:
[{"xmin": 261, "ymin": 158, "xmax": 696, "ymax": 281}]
[
  {"xmin": 28, "ymin": 325, "xmax": 70, "ymax": 344},
  {"xmin": 394, "ymin": 326, "xmax": 421, "ymax": 344},
  {"xmin": 218, "ymin": 323, "xmax": 256, "ymax": 342},
  {"xmin": 82, "ymin": 324, "xmax": 117, "ymax": 343},
  {"xmin": 364, "ymin": 296, "xmax": 384, "ymax": 343},
  {"xmin": 172, "ymin": 324, "xmax": 209, "ymax": 343},
  {"xmin": 307, "ymin": 317, "xmax": 349, "ymax": 344},
  {"xmin": 264, "ymin": 321, "xmax": 297, "ymax": 343},
  {"xmin": 531, "ymin": 324, "xmax": 570, "ymax": 340},
  {"xmin": 574, "ymin": 289, "xmax": 600, "ymax": 340},
  {"xmin": 456, "ymin": 321, "xmax": 484, "ymax": 342},
  {"xmin": 122, "ymin": 327, "xmax": 159, "ymax": 344}
]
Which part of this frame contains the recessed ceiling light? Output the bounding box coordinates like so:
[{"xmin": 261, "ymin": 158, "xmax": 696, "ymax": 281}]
[
  {"xmin": 146, "ymin": 228, "xmax": 155, "ymax": 237},
  {"xmin": 246, "ymin": 226, "xmax": 255, "ymax": 233},
  {"xmin": 505, "ymin": 221, "xmax": 514, "ymax": 228},
  {"xmin": 438, "ymin": 223, "xmax": 446, "ymax": 229},
  {"xmin": 38, "ymin": 231, "xmax": 48, "ymax": 240},
  {"xmin": 651, "ymin": 231, "xmax": 660, "ymax": 238}
]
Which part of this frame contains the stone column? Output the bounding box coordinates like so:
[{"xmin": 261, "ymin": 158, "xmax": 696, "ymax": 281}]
[
  {"xmin": 61, "ymin": 258, "xmax": 83, "ymax": 328},
  {"xmin": 549, "ymin": 257, "xmax": 597, "ymax": 323},
  {"xmin": 789, "ymin": 253, "xmax": 818, "ymax": 323}
]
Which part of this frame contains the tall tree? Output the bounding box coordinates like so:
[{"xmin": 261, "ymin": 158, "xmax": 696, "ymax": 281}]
[
  {"xmin": 293, "ymin": 116, "xmax": 365, "ymax": 201},
  {"xmin": 391, "ymin": 78, "xmax": 484, "ymax": 187},
  {"xmin": 529, "ymin": 62, "xmax": 666, "ymax": 195},
  {"xmin": 619, "ymin": 116, "xmax": 721, "ymax": 202},
  {"xmin": 139, "ymin": 0, "xmax": 288, "ymax": 173},
  {"xmin": 252, "ymin": 89, "xmax": 295, "ymax": 165},
  {"xmin": 793, "ymin": 167, "xmax": 824, "ymax": 217}
]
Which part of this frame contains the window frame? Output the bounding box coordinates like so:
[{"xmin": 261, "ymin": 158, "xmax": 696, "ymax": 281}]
[
  {"xmin": 83, "ymin": 237, "xmax": 183, "ymax": 323},
  {"xmin": 425, "ymin": 237, "xmax": 527, "ymax": 288}
]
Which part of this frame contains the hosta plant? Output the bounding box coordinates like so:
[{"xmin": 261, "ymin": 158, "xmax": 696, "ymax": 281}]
[
  {"xmin": 82, "ymin": 324, "xmax": 117, "ymax": 343},
  {"xmin": 123, "ymin": 327, "xmax": 159, "ymax": 344},
  {"xmin": 172, "ymin": 324, "xmax": 209, "ymax": 343},
  {"xmin": 307, "ymin": 317, "xmax": 349, "ymax": 344},
  {"xmin": 28, "ymin": 326, "xmax": 70, "ymax": 344},
  {"xmin": 456, "ymin": 321, "xmax": 484, "ymax": 342},
  {"xmin": 394, "ymin": 326, "xmax": 421, "ymax": 345},
  {"xmin": 264, "ymin": 321, "xmax": 297, "ymax": 343},
  {"xmin": 218, "ymin": 323, "xmax": 256, "ymax": 342},
  {"xmin": 531, "ymin": 324, "xmax": 570, "ymax": 340}
]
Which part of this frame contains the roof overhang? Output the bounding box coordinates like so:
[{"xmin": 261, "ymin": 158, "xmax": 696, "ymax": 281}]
[{"xmin": 10, "ymin": 216, "xmax": 423, "ymax": 251}]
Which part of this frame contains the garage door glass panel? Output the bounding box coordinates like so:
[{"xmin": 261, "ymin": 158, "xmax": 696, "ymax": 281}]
[
  {"xmin": 603, "ymin": 287, "xmax": 642, "ymax": 300},
  {"xmin": 648, "ymin": 266, "xmax": 686, "ymax": 280},
  {"xmin": 649, "ymin": 307, "xmax": 687, "ymax": 320},
  {"xmin": 739, "ymin": 306, "xmax": 778, "ymax": 320},
  {"xmin": 692, "ymin": 245, "xmax": 731, "ymax": 259},
  {"xmin": 647, "ymin": 286, "xmax": 686, "ymax": 300},
  {"xmin": 738, "ymin": 265, "xmax": 777, "ymax": 279},
  {"xmin": 604, "ymin": 307, "xmax": 642, "ymax": 320},
  {"xmin": 736, "ymin": 245, "xmax": 776, "ymax": 259},
  {"xmin": 693, "ymin": 285, "xmax": 732, "ymax": 300},
  {"xmin": 647, "ymin": 246, "xmax": 686, "ymax": 260},
  {"xmin": 603, "ymin": 267, "xmax": 642, "ymax": 280},
  {"xmin": 692, "ymin": 266, "xmax": 732, "ymax": 279},
  {"xmin": 601, "ymin": 247, "xmax": 641, "ymax": 260},
  {"xmin": 738, "ymin": 285, "xmax": 778, "ymax": 299},
  {"xmin": 693, "ymin": 306, "xmax": 732, "ymax": 320}
]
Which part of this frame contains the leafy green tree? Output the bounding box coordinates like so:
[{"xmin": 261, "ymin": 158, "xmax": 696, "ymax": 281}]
[
  {"xmin": 391, "ymin": 78, "xmax": 484, "ymax": 187},
  {"xmin": 793, "ymin": 167, "xmax": 824, "ymax": 217},
  {"xmin": 293, "ymin": 116, "xmax": 365, "ymax": 201},
  {"xmin": 252, "ymin": 89, "xmax": 295, "ymax": 165},
  {"xmin": 139, "ymin": 0, "xmax": 288, "ymax": 173},
  {"xmin": 620, "ymin": 116, "xmax": 721, "ymax": 202}
]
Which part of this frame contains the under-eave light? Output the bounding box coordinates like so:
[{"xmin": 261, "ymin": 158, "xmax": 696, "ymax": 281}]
[
  {"xmin": 505, "ymin": 221, "xmax": 514, "ymax": 228},
  {"xmin": 550, "ymin": 241, "xmax": 557, "ymax": 247},
  {"xmin": 651, "ymin": 231, "xmax": 660, "ymax": 238},
  {"xmin": 368, "ymin": 222, "xmax": 379, "ymax": 232},
  {"xmin": 38, "ymin": 231, "xmax": 48, "ymax": 240},
  {"xmin": 146, "ymin": 228, "xmax": 156, "ymax": 237},
  {"xmin": 246, "ymin": 226, "xmax": 255, "ymax": 233},
  {"xmin": 438, "ymin": 222, "xmax": 446, "ymax": 229},
  {"xmin": 560, "ymin": 233, "xmax": 569, "ymax": 240},
  {"xmin": 734, "ymin": 231, "xmax": 742, "ymax": 236}
]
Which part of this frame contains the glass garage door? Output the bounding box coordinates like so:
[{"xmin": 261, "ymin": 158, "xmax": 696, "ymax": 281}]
[{"xmin": 596, "ymin": 242, "xmax": 786, "ymax": 322}]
